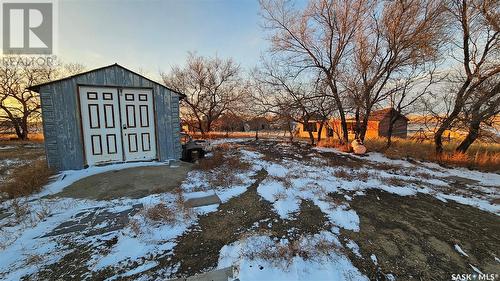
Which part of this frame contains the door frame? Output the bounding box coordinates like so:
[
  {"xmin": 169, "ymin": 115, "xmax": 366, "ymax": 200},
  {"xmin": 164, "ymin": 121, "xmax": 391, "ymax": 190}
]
[{"xmin": 76, "ymin": 84, "xmax": 159, "ymax": 167}]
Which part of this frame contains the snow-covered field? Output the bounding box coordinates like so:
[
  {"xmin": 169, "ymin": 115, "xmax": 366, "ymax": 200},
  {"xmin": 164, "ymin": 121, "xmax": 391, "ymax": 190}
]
[{"xmin": 0, "ymin": 139, "xmax": 498, "ymax": 280}]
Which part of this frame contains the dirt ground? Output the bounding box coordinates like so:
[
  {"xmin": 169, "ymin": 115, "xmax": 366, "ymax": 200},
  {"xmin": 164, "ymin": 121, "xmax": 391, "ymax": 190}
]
[
  {"xmin": 50, "ymin": 162, "xmax": 193, "ymax": 200},
  {"xmin": 137, "ymin": 141, "xmax": 500, "ymax": 280},
  {"xmin": 2, "ymin": 139, "xmax": 499, "ymax": 280},
  {"xmin": 341, "ymin": 190, "xmax": 500, "ymax": 280}
]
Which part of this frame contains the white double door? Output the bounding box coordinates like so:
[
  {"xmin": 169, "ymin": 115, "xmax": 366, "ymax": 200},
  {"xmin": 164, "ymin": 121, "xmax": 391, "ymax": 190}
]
[{"xmin": 79, "ymin": 86, "xmax": 156, "ymax": 166}]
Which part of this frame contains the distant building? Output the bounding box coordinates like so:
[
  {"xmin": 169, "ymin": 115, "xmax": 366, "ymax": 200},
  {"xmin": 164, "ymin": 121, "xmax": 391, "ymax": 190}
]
[
  {"xmin": 294, "ymin": 115, "xmax": 333, "ymax": 140},
  {"xmin": 213, "ymin": 113, "xmax": 246, "ymax": 132},
  {"xmin": 295, "ymin": 108, "xmax": 409, "ymax": 139},
  {"xmin": 246, "ymin": 117, "xmax": 271, "ymax": 131},
  {"xmin": 347, "ymin": 108, "xmax": 409, "ymax": 139}
]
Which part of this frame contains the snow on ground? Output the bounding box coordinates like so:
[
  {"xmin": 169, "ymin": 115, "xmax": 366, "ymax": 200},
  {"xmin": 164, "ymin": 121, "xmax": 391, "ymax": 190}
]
[
  {"xmin": 213, "ymin": 141, "xmax": 498, "ymax": 280},
  {"xmin": 0, "ymin": 190, "xmax": 199, "ymax": 280},
  {"xmin": 0, "ymin": 161, "xmax": 200, "ymax": 280},
  {"xmin": 0, "ymin": 139, "xmax": 498, "ymax": 280},
  {"xmin": 314, "ymin": 146, "xmax": 499, "ymax": 214},
  {"xmin": 218, "ymin": 232, "xmax": 368, "ymax": 281},
  {"xmin": 454, "ymin": 244, "xmax": 469, "ymax": 257}
]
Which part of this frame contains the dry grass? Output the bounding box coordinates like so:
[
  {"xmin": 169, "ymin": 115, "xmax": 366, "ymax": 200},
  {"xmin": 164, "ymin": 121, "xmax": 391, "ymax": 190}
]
[
  {"xmin": 241, "ymin": 235, "xmax": 342, "ymax": 269},
  {"xmin": 195, "ymin": 145, "xmax": 252, "ymax": 188},
  {"xmin": 196, "ymin": 144, "xmax": 251, "ymax": 171},
  {"xmin": 10, "ymin": 198, "xmax": 29, "ymax": 221},
  {"xmin": 333, "ymin": 169, "xmax": 354, "ymax": 181},
  {"xmin": 187, "ymin": 131, "xmax": 289, "ymax": 140},
  {"xmin": 136, "ymin": 188, "xmax": 192, "ymax": 230},
  {"xmin": 333, "ymin": 169, "xmax": 374, "ymax": 182},
  {"xmin": 317, "ymin": 139, "xmax": 351, "ymax": 152},
  {"xmin": 0, "ymin": 133, "xmax": 44, "ymax": 141},
  {"xmin": 364, "ymin": 137, "xmax": 500, "ymax": 172},
  {"xmin": 144, "ymin": 203, "xmax": 177, "ymax": 224},
  {"xmin": 0, "ymin": 160, "xmax": 54, "ymax": 198},
  {"xmin": 356, "ymin": 171, "xmax": 371, "ymax": 182},
  {"xmin": 385, "ymin": 177, "xmax": 407, "ymax": 187},
  {"xmin": 25, "ymin": 254, "xmax": 44, "ymax": 265},
  {"xmin": 129, "ymin": 219, "xmax": 142, "ymax": 236}
]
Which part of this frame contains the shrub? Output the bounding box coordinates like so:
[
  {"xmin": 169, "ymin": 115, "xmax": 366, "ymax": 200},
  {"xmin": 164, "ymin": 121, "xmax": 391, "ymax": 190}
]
[{"xmin": 144, "ymin": 203, "xmax": 176, "ymax": 225}]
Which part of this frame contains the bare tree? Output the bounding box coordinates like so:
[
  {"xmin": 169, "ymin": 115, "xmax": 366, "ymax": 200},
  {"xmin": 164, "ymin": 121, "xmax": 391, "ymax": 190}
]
[
  {"xmin": 161, "ymin": 53, "xmax": 245, "ymax": 135},
  {"xmin": 252, "ymin": 61, "xmax": 325, "ymax": 145},
  {"xmin": 63, "ymin": 63, "xmax": 86, "ymax": 76},
  {"xmin": 455, "ymin": 78, "xmax": 499, "ymax": 152},
  {"xmin": 312, "ymin": 91, "xmax": 337, "ymax": 143},
  {"xmin": 0, "ymin": 61, "xmax": 58, "ymax": 139},
  {"xmin": 260, "ymin": 0, "xmax": 370, "ymax": 145},
  {"xmin": 345, "ymin": 0, "xmax": 446, "ymax": 141},
  {"xmin": 434, "ymin": 0, "xmax": 499, "ymax": 153},
  {"xmin": 385, "ymin": 66, "xmax": 442, "ymax": 147}
]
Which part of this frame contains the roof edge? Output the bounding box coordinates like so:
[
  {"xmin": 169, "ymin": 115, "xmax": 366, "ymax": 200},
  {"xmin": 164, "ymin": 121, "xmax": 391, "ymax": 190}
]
[{"xmin": 27, "ymin": 63, "xmax": 186, "ymax": 99}]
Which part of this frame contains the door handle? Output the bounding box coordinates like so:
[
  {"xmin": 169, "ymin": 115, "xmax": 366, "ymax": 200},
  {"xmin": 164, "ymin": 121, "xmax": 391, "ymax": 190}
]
[{"xmin": 123, "ymin": 125, "xmax": 127, "ymax": 130}]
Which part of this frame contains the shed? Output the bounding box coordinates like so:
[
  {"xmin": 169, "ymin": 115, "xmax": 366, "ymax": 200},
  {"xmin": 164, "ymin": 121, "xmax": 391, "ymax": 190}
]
[
  {"xmin": 29, "ymin": 63, "xmax": 184, "ymax": 171},
  {"xmin": 369, "ymin": 108, "xmax": 408, "ymax": 138}
]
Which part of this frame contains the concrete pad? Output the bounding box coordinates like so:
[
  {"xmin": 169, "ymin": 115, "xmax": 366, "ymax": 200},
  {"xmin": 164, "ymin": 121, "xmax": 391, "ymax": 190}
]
[
  {"xmin": 184, "ymin": 194, "xmax": 221, "ymax": 208},
  {"xmin": 445, "ymin": 176, "xmax": 479, "ymax": 185},
  {"xmin": 42, "ymin": 204, "xmax": 143, "ymax": 237},
  {"xmin": 187, "ymin": 266, "xmax": 234, "ymax": 281},
  {"xmin": 50, "ymin": 162, "xmax": 193, "ymax": 200}
]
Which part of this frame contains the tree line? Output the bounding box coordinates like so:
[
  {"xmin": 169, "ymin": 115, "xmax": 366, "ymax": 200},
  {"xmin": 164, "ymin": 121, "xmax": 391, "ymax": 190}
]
[
  {"xmin": 1, "ymin": 0, "xmax": 497, "ymax": 155},
  {"xmin": 0, "ymin": 60, "xmax": 85, "ymax": 140},
  {"xmin": 163, "ymin": 0, "xmax": 498, "ymax": 154}
]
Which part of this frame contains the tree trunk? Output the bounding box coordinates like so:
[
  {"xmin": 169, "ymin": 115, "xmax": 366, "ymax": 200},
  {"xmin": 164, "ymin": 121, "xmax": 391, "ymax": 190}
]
[
  {"xmin": 286, "ymin": 120, "xmax": 294, "ymax": 142},
  {"xmin": 434, "ymin": 108, "xmax": 461, "ymax": 153},
  {"xmin": 317, "ymin": 121, "xmax": 324, "ymax": 143},
  {"xmin": 338, "ymin": 107, "xmax": 349, "ymax": 145},
  {"xmin": 205, "ymin": 120, "xmax": 212, "ymax": 134},
  {"xmin": 196, "ymin": 119, "xmax": 205, "ymax": 136},
  {"xmin": 386, "ymin": 114, "xmax": 398, "ymax": 148},
  {"xmin": 358, "ymin": 114, "xmax": 370, "ymax": 142},
  {"xmin": 456, "ymin": 121, "xmax": 480, "ymax": 153},
  {"xmin": 327, "ymin": 79, "xmax": 349, "ymax": 145},
  {"xmin": 307, "ymin": 129, "xmax": 315, "ymax": 145},
  {"xmin": 435, "ymin": 81, "xmax": 470, "ymax": 153},
  {"xmin": 358, "ymin": 103, "xmax": 375, "ymax": 142},
  {"xmin": 354, "ymin": 108, "xmax": 360, "ymax": 139},
  {"xmin": 12, "ymin": 118, "xmax": 28, "ymax": 140},
  {"xmin": 13, "ymin": 126, "xmax": 24, "ymax": 140}
]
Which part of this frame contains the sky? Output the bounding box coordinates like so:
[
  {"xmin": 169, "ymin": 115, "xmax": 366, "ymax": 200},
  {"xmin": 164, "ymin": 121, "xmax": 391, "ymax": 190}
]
[{"xmin": 57, "ymin": 0, "xmax": 268, "ymax": 79}]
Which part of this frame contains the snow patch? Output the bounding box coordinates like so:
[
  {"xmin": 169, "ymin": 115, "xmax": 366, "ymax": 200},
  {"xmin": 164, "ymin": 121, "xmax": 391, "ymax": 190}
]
[{"xmin": 454, "ymin": 244, "xmax": 469, "ymax": 257}]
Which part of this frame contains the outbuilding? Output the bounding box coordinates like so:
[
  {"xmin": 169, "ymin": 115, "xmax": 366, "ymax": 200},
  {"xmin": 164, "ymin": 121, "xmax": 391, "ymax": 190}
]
[{"xmin": 29, "ymin": 63, "xmax": 184, "ymax": 171}]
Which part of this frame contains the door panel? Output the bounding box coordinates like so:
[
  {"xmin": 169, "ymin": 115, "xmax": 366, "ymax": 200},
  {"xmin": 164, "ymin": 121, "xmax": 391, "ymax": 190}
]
[
  {"xmin": 79, "ymin": 87, "xmax": 123, "ymax": 166},
  {"xmin": 120, "ymin": 88, "xmax": 156, "ymax": 161}
]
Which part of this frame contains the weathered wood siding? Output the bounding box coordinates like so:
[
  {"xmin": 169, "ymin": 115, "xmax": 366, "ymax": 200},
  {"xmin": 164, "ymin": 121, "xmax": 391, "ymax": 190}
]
[
  {"xmin": 378, "ymin": 117, "xmax": 408, "ymax": 138},
  {"xmin": 39, "ymin": 64, "xmax": 182, "ymax": 171}
]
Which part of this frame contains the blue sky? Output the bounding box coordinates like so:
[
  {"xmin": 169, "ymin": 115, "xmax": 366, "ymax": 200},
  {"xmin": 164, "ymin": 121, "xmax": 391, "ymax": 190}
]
[{"xmin": 57, "ymin": 0, "xmax": 268, "ymax": 78}]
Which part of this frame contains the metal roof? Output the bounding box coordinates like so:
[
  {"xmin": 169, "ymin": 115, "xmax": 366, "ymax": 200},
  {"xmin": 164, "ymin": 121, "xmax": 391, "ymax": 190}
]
[{"xmin": 27, "ymin": 63, "xmax": 186, "ymax": 99}]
